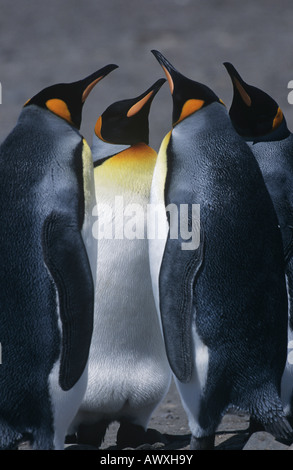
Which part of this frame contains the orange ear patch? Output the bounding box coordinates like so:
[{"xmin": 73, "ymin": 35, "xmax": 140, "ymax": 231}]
[
  {"xmin": 23, "ymin": 98, "xmax": 31, "ymax": 107},
  {"xmin": 127, "ymin": 91, "xmax": 154, "ymax": 117},
  {"xmin": 162, "ymin": 65, "xmax": 174, "ymax": 94},
  {"xmin": 272, "ymin": 107, "xmax": 283, "ymax": 130},
  {"xmin": 94, "ymin": 115, "xmax": 104, "ymax": 139},
  {"xmin": 46, "ymin": 98, "xmax": 72, "ymax": 123},
  {"xmin": 176, "ymin": 99, "xmax": 205, "ymax": 125}
]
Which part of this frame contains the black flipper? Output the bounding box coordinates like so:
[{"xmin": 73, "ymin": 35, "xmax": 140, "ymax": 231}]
[
  {"xmin": 42, "ymin": 211, "xmax": 94, "ymax": 391},
  {"xmin": 159, "ymin": 226, "xmax": 204, "ymax": 383}
]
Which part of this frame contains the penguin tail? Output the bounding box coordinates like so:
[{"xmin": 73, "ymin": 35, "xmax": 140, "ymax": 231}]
[
  {"xmin": 250, "ymin": 388, "xmax": 293, "ymax": 444},
  {"xmin": 262, "ymin": 414, "xmax": 293, "ymax": 443}
]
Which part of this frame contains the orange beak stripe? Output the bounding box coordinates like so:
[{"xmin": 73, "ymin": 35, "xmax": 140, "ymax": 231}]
[
  {"xmin": 127, "ymin": 91, "xmax": 154, "ymax": 118},
  {"xmin": 233, "ymin": 78, "xmax": 252, "ymax": 107},
  {"xmin": 162, "ymin": 65, "xmax": 174, "ymax": 95},
  {"xmin": 82, "ymin": 76, "xmax": 104, "ymax": 103}
]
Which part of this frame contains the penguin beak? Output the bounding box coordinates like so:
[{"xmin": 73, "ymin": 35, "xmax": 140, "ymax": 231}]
[
  {"xmin": 126, "ymin": 78, "xmax": 166, "ymax": 117},
  {"xmin": 223, "ymin": 62, "xmax": 252, "ymax": 107},
  {"xmin": 81, "ymin": 64, "xmax": 119, "ymax": 103},
  {"xmin": 151, "ymin": 50, "xmax": 179, "ymax": 95}
]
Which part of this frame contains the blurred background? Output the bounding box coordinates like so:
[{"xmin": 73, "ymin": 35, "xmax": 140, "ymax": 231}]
[{"xmin": 1, "ymin": 0, "xmax": 293, "ymax": 150}]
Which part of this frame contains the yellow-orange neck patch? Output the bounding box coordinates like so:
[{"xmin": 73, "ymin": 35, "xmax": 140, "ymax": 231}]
[
  {"xmin": 46, "ymin": 98, "xmax": 72, "ymax": 123},
  {"xmin": 100, "ymin": 143, "xmax": 156, "ymax": 168},
  {"xmin": 94, "ymin": 143, "xmax": 157, "ymax": 193},
  {"xmin": 94, "ymin": 115, "xmax": 107, "ymax": 141}
]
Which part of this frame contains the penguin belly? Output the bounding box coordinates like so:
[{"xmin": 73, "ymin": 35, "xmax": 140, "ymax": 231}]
[{"xmin": 72, "ymin": 146, "xmax": 171, "ymax": 443}]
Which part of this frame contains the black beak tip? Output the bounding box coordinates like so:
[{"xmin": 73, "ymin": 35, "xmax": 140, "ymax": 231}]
[{"xmin": 151, "ymin": 50, "xmax": 175, "ymax": 73}]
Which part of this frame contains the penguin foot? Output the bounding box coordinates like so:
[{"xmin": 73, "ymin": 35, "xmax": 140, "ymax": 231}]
[
  {"xmin": 116, "ymin": 422, "xmax": 166, "ymax": 449},
  {"xmin": 190, "ymin": 434, "xmax": 215, "ymax": 450},
  {"xmin": 17, "ymin": 440, "xmax": 33, "ymax": 450},
  {"xmin": 76, "ymin": 420, "xmax": 109, "ymax": 448},
  {"xmin": 116, "ymin": 422, "xmax": 146, "ymax": 449},
  {"xmin": 248, "ymin": 417, "xmax": 264, "ymax": 435},
  {"xmin": 65, "ymin": 433, "xmax": 77, "ymax": 444},
  {"xmin": 145, "ymin": 428, "xmax": 168, "ymax": 445},
  {"xmin": 65, "ymin": 444, "xmax": 100, "ymax": 450}
]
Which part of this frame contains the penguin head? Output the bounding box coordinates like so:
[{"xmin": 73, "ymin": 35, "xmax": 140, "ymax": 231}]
[
  {"xmin": 23, "ymin": 64, "xmax": 119, "ymax": 130},
  {"xmin": 151, "ymin": 50, "xmax": 224, "ymax": 127},
  {"xmin": 94, "ymin": 78, "xmax": 166, "ymax": 145},
  {"xmin": 224, "ymin": 62, "xmax": 288, "ymax": 139}
]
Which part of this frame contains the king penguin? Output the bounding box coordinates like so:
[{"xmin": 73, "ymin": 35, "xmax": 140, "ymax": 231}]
[
  {"xmin": 0, "ymin": 64, "xmax": 118, "ymax": 450},
  {"xmin": 148, "ymin": 50, "xmax": 293, "ymax": 450},
  {"xmin": 68, "ymin": 79, "xmax": 172, "ymax": 449},
  {"xmin": 224, "ymin": 62, "xmax": 293, "ymax": 424}
]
